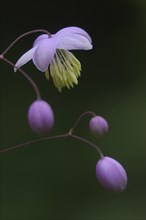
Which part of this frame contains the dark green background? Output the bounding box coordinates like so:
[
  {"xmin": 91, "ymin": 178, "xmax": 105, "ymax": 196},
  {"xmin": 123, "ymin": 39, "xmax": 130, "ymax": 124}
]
[{"xmin": 0, "ymin": 0, "xmax": 145, "ymax": 219}]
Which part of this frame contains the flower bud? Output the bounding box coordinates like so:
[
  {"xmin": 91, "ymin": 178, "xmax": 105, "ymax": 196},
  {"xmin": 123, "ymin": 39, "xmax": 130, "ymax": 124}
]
[
  {"xmin": 28, "ymin": 100, "xmax": 54, "ymax": 135},
  {"xmin": 89, "ymin": 116, "xmax": 108, "ymax": 137},
  {"xmin": 96, "ymin": 156, "xmax": 127, "ymax": 192}
]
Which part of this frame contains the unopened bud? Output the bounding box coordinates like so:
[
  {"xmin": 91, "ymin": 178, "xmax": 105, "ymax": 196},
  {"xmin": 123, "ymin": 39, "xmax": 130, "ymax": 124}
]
[
  {"xmin": 89, "ymin": 116, "xmax": 109, "ymax": 137},
  {"xmin": 96, "ymin": 156, "xmax": 127, "ymax": 192},
  {"xmin": 28, "ymin": 100, "xmax": 54, "ymax": 135}
]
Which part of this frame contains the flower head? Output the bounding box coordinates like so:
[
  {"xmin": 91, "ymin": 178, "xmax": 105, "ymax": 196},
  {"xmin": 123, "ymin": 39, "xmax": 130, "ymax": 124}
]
[
  {"xmin": 96, "ymin": 156, "xmax": 127, "ymax": 192},
  {"xmin": 28, "ymin": 100, "xmax": 54, "ymax": 135},
  {"xmin": 89, "ymin": 116, "xmax": 109, "ymax": 137},
  {"xmin": 14, "ymin": 27, "xmax": 92, "ymax": 91}
]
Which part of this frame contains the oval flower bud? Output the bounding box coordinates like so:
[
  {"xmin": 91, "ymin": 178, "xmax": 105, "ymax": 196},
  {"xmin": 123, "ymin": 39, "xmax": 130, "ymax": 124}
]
[
  {"xmin": 89, "ymin": 116, "xmax": 109, "ymax": 137},
  {"xmin": 28, "ymin": 100, "xmax": 54, "ymax": 135},
  {"xmin": 96, "ymin": 156, "xmax": 127, "ymax": 192}
]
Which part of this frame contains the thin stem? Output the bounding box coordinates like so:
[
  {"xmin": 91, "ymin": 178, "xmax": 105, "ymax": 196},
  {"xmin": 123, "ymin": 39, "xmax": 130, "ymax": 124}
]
[
  {"xmin": 69, "ymin": 111, "xmax": 96, "ymax": 134},
  {"xmin": 0, "ymin": 133, "xmax": 68, "ymax": 154},
  {"xmin": 69, "ymin": 133, "xmax": 104, "ymax": 158},
  {"xmin": 1, "ymin": 29, "xmax": 51, "ymax": 56},
  {"xmin": 0, "ymin": 132, "xmax": 104, "ymax": 158},
  {"xmin": 1, "ymin": 56, "xmax": 41, "ymax": 99}
]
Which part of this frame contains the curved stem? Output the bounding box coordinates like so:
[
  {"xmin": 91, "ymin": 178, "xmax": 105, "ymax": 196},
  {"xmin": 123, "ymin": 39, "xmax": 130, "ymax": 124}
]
[
  {"xmin": 69, "ymin": 133, "xmax": 104, "ymax": 158},
  {"xmin": 0, "ymin": 133, "xmax": 68, "ymax": 154},
  {"xmin": 1, "ymin": 29, "xmax": 51, "ymax": 56},
  {"xmin": 69, "ymin": 111, "xmax": 96, "ymax": 134},
  {"xmin": 0, "ymin": 132, "xmax": 104, "ymax": 158},
  {"xmin": 2, "ymin": 56, "xmax": 41, "ymax": 99}
]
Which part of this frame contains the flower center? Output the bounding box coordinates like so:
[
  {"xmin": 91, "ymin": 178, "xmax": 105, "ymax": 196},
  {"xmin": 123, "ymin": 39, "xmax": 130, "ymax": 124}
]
[{"xmin": 45, "ymin": 49, "xmax": 81, "ymax": 92}]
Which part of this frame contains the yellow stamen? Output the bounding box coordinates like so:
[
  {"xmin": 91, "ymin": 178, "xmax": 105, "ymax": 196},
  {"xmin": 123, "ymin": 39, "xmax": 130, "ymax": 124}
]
[
  {"xmin": 46, "ymin": 49, "xmax": 81, "ymax": 92},
  {"xmin": 45, "ymin": 70, "xmax": 49, "ymax": 80}
]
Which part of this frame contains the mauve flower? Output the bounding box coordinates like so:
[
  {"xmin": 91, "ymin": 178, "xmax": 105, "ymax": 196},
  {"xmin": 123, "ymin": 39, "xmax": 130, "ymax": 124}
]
[
  {"xmin": 89, "ymin": 116, "xmax": 109, "ymax": 137},
  {"xmin": 14, "ymin": 27, "xmax": 92, "ymax": 91},
  {"xmin": 28, "ymin": 100, "xmax": 54, "ymax": 135},
  {"xmin": 96, "ymin": 156, "xmax": 127, "ymax": 192}
]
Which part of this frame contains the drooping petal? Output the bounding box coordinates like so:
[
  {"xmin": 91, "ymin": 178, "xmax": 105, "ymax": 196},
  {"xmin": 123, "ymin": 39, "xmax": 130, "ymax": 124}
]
[
  {"xmin": 14, "ymin": 46, "xmax": 37, "ymax": 72},
  {"xmin": 56, "ymin": 34, "xmax": 92, "ymax": 50},
  {"xmin": 33, "ymin": 34, "xmax": 49, "ymax": 47},
  {"xmin": 32, "ymin": 38, "xmax": 57, "ymax": 72},
  {"xmin": 55, "ymin": 26, "xmax": 92, "ymax": 43}
]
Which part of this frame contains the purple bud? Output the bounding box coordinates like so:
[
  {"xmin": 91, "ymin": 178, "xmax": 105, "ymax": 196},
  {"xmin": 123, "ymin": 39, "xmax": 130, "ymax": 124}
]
[
  {"xmin": 96, "ymin": 156, "xmax": 127, "ymax": 192},
  {"xmin": 28, "ymin": 100, "xmax": 54, "ymax": 135},
  {"xmin": 89, "ymin": 116, "xmax": 109, "ymax": 137}
]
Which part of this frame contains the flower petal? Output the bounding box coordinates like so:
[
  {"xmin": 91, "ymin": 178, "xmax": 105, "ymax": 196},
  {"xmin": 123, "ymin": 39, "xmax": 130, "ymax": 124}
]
[
  {"xmin": 33, "ymin": 34, "xmax": 49, "ymax": 47},
  {"xmin": 56, "ymin": 34, "xmax": 92, "ymax": 50},
  {"xmin": 55, "ymin": 26, "xmax": 92, "ymax": 43},
  {"xmin": 32, "ymin": 38, "xmax": 57, "ymax": 72},
  {"xmin": 14, "ymin": 46, "xmax": 37, "ymax": 72}
]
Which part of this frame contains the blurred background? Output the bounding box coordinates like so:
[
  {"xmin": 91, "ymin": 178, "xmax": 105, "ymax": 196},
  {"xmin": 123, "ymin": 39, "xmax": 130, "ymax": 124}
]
[{"xmin": 0, "ymin": 0, "xmax": 145, "ymax": 219}]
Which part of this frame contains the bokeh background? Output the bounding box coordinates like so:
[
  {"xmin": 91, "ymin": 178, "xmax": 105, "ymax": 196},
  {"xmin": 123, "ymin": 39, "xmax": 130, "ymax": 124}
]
[{"xmin": 0, "ymin": 0, "xmax": 145, "ymax": 219}]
